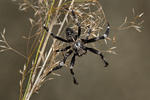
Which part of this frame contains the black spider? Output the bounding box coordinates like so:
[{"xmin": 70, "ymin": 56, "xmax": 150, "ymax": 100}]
[{"xmin": 43, "ymin": 10, "xmax": 110, "ymax": 85}]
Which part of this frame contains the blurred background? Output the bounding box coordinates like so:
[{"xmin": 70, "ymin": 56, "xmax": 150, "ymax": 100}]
[{"xmin": 0, "ymin": 0, "xmax": 150, "ymax": 100}]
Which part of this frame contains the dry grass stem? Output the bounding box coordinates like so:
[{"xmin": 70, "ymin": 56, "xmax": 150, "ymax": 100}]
[
  {"xmin": 119, "ymin": 8, "xmax": 144, "ymax": 32},
  {"xmin": 0, "ymin": 28, "xmax": 27, "ymax": 58}
]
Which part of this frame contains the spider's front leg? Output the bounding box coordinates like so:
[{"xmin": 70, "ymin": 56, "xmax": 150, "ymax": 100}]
[
  {"xmin": 82, "ymin": 23, "xmax": 110, "ymax": 44},
  {"xmin": 85, "ymin": 47, "xmax": 109, "ymax": 67},
  {"xmin": 70, "ymin": 54, "xmax": 78, "ymax": 85},
  {"xmin": 85, "ymin": 25, "xmax": 92, "ymax": 40},
  {"xmin": 71, "ymin": 10, "xmax": 81, "ymax": 37},
  {"xmin": 43, "ymin": 25, "xmax": 70, "ymax": 43}
]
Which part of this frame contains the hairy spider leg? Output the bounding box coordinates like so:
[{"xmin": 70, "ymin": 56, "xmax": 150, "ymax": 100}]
[
  {"xmin": 77, "ymin": 22, "xmax": 81, "ymax": 38},
  {"xmin": 85, "ymin": 47, "xmax": 109, "ymax": 67},
  {"xmin": 85, "ymin": 25, "xmax": 92, "ymax": 40},
  {"xmin": 62, "ymin": 50, "xmax": 73, "ymax": 63},
  {"xmin": 71, "ymin": 10, "xmax": 81, "ymax": 37},
  {"xmin": 82, "ymin": 23, "xmax": 110, "ymax": 44},
  {"xmin": 47, "ymin": 50, "xmax": 73, "ymax": 75},
  {"xmin": 55, "ymin": 46, "xmax": 71, "ymax": 52},
  {"xmin": 70, "ymin": 54, "xmax": 78, "ymax": 85},
  {"xmin": 65, "ymin": 27, "xmax": 77, "ymax": 41},
  {"xmin": 43, "ymin": 25, "xmax": 71, "ymax": 43}
]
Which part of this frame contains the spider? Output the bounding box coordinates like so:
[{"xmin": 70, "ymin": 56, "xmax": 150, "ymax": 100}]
[{"xmin": 43, "ymin": 10, "xmax": 110, "ymax": 85}]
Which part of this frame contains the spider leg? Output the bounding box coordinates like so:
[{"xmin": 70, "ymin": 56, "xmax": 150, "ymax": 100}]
[
  {"xmin": 82, "ymin": 23, "xmax": 110, "ymax": 44},
  {"xmin": 85, "ymin": 25, "xmax": 92, "ymax": 40},
  {"xmin": 47, "ymin": 50, "xmax": 73, "ymax": 75},
  {"xmin": 70, "ymin": 54, "xmax": 78, "ymax": 85},
  {"xmin": 85, "ymin": 47, "xmax": 109, "ymax": 67},
  {"xmin": 55, "ymin": 46, "xmax": 71, "ymax": 52},
  {"xmin": 43, "ymin": 25, "xmax": 70, "ymax": 43},
  {"xmin": 77, "ymin": 22, "xmax": 81, "ymax": 37},
  {"xmin": 71, "ymin": 10, "xmax": 81, "ymax": 37}
]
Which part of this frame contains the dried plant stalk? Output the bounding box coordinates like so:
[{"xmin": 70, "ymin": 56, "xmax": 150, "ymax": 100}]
[{"xmin": 118, "ymin": 8, "xmax": 144, "ymax": 32}]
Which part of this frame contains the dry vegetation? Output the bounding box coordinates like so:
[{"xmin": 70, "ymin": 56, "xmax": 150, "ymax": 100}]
[{"xmin": 0, "ymin": 0, "xmax": 143, "ymax": 100}]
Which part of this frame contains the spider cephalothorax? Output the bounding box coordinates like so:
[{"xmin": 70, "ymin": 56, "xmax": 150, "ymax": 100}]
[
  {"xmin": 43, "ymin": 10, "xmax": 110, "ymax": 85},
  {"xmin": 72, "ymin": 39, "xmax": 86, "ymax": 56}
]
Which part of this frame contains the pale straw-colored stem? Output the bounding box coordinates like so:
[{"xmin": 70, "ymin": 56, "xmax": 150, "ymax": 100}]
[{"xmin": 25, "ymin": 0, "xmax": 75, "ymax": 100}]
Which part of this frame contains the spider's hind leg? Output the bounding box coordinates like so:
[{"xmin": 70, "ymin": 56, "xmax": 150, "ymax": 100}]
[
  {"xmin": 55, "ymin": 46, "xmax": 71, "ymax": 52},
  {"xmin": 85, "ymin": 47, "xmax": 109, "ymax": 67},
  {"xmin": 47, "ymin": 50, "xmax": 73, "ymax": 75},
  {"xmin": 70, "ymin": 54, "xmax": 78, "ymax": 85}
]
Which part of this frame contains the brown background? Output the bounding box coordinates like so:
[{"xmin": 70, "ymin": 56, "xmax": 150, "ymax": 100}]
[{"xmin": 0, "ymin": 0, "xmax": 150, "ymax": 100}]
